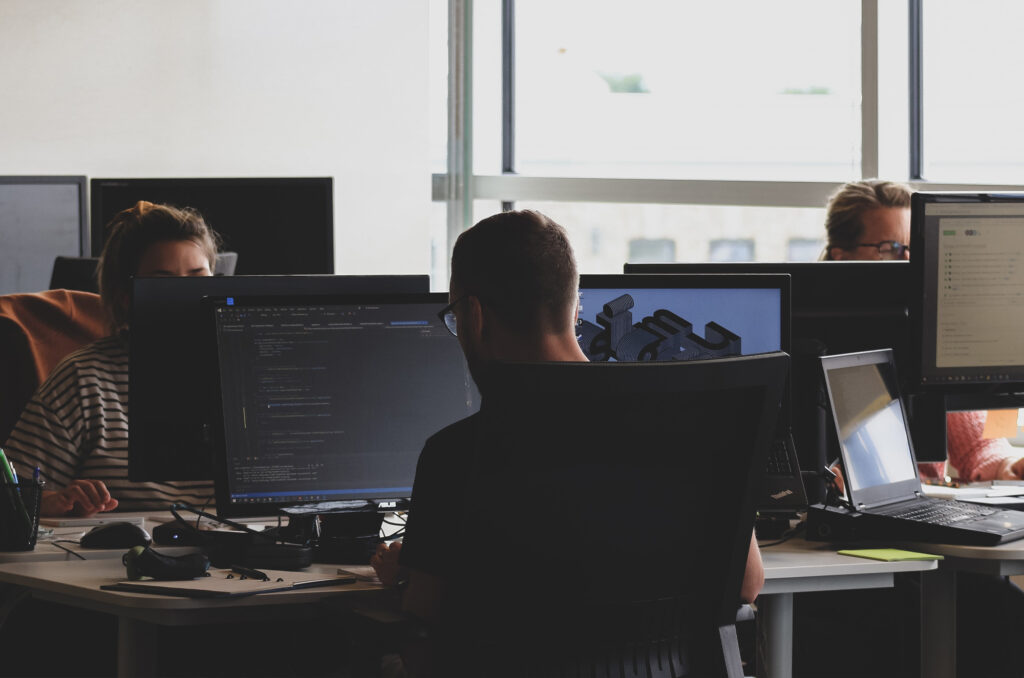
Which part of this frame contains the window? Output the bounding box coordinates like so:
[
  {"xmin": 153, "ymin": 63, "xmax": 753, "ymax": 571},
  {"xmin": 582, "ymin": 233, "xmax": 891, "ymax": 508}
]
[
  {"xmin": 434, "ymin": 1, "xmax": 1024, "ymax": 278},
  {"xmin": 922, "ymin": 0, "xmax": 1024, "ymax": 182},
  {"xmin": 514, "ymin": 1, "xmax": 862, "ymax": 181}
]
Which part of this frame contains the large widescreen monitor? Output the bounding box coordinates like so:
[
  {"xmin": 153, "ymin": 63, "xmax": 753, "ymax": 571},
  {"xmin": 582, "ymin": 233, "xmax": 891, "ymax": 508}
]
[
  {"xmin": 0, "ymin": 176, "xmax": 87, "ymax": 294},
  {"xmin": 912, "ymin": 191, "xmax": 1024, "ymax": 390},
  {"xmin": 205, "ymin": 292, "xmax": 479, "ymax": 518},
  {"xmin": 129, "ymin": 275, "xmax": 429, "ymax": 484},
  {"xmin": 91, "ymin": 177, "xmax": 334, "ymax": 275}
]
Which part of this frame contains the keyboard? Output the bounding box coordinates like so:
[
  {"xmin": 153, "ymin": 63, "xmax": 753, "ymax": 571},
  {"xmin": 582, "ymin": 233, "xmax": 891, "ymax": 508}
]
[
  {"xmin": 872, "ymin": 497, "xmax": 996, "ymax": 525},
  {"xmin": 765, "ymin": 438, "xmax": 794, "ymax": 475}
]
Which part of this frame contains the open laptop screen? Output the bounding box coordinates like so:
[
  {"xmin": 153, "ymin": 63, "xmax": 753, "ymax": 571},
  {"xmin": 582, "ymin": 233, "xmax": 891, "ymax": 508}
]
[{"xmin": 822, "ymin": 350, "xmax": 920, "ymax": 506}]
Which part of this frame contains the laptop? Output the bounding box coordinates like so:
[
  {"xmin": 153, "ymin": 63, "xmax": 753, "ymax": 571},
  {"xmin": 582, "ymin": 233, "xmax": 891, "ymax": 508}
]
[{"xmin": 821, "ymin": 349, "xmax": 1024, "ymax": 546}]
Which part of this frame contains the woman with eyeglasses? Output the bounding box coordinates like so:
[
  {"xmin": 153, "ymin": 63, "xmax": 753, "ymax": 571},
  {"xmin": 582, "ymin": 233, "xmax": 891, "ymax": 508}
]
[{"xmin": 820, "ymin": 179, "xmax": 911, "ymax": 261}]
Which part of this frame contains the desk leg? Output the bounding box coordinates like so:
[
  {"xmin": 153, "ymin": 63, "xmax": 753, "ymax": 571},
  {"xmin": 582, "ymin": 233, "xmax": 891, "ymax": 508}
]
[
  {"xmin": 920, "ymin": 568, "xmax": 956, "ymax": 678},
  {"xmin": 118, "ymin": 616, "xmax": 158, "ymax": 678},
  {"xmin": 759, "ymin": 592, "xmax": 793, "ymax": 678}
]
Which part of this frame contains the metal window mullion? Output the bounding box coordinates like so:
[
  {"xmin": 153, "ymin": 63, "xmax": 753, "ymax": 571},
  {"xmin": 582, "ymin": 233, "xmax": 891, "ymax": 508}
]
[
  {"xmin": 446, "ymin": 0, "xmax": 473, "ymax": 276},
  {"xmin": 909, "ymin": 0, "xmax": 924, "ymax": 180},
  {"xmin": 500, "ymin": 0, "xmax": 515, "ymax": 212},
  {"xmin": 861, "ymin": 0, "xmax": 880, "ymax": 179}
]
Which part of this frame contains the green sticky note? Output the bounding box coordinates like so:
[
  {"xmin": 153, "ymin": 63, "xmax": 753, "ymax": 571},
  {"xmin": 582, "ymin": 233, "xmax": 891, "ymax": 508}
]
[{"xmin": 838, "ymin": 548, "xmax": 943, "ymax": 562}]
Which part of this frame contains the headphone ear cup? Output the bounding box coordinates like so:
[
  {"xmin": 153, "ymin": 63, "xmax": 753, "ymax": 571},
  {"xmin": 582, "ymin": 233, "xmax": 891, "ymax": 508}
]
[{"xmin": 123, "ymin": 545, "xmax": 211, "ymax": 580}]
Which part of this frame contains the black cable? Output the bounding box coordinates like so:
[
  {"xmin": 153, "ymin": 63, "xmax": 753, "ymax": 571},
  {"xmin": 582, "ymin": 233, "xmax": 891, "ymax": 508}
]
[
  {"xmin": 50, "ymin": 540, "xmax": 87, "ymax": 560},
  {"xmin": 758, "ymin": 520, "xmax": 806, "ymax": 548}
]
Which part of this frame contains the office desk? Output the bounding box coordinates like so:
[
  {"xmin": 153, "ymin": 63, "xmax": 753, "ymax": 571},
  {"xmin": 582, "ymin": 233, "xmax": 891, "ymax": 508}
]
[
  {"xmin": 759, "ymin": 538, "xmax": 939, "ymax": 678},
  {"xmin": 901, "ymin": 539, "xmax": 1024, "ymax": 678},
  {"xmin": 0, "ymin": 558, "xmax": 382, "ymax": 677}
]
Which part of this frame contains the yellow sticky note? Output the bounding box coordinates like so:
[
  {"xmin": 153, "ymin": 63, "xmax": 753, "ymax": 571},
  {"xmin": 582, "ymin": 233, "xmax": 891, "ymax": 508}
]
[
  {"xmin": 982, "ymin": 409, "xmax": 1019, "ymax": 439},
  {"xmin": 838, "ymin": 549, "xmax": 943, "ymax": 562}
]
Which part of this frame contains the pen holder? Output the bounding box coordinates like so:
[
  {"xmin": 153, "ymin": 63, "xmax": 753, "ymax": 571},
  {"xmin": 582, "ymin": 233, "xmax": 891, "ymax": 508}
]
[{"xmin": 0, "ymin": 480, "xmax": 42, "ymax": 551}]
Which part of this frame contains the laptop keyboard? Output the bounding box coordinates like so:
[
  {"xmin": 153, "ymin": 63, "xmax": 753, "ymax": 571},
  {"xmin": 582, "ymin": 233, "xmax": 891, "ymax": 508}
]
[
  {"xmin": 765, "ymin": 438, "xmax": 794, "ymax": 475},
  {"xmin": 873, "ymin": 498, "xmax": 997, "ymax": 525}
]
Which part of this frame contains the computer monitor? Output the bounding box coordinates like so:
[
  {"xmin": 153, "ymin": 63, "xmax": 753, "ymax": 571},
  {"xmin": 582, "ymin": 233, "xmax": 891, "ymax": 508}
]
[
  {"xmin": 90, "ymin": 178, "xmax": 334, "ymax": 275},
  {"xmin": 911, "ymin": 191, "xmax": 1024, "ymax": 390},
  {"xmin": 578, "ymin": 273, "xmax": 789, "ymax": 361},
  {"xmin": 129, "ymin": 275, "xmax": 429, "ymax": 483},
  {"xmin": 0, "ymin": 176, "xmax": 87, "ymax": 295},
  {"xmin": 205, "ymin": 292, "xmax": 479, "ymax": 519}
]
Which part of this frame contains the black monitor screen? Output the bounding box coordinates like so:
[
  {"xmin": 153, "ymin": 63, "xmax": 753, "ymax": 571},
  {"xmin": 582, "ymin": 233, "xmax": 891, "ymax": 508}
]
[
  {"xmin": 129, "ymin": 275, "xmax": 429, "ymax": 484},
  {"xmin": 91, "ymin": 178, "xmax": 333, "ymax": 275},
  {"xmin": 209, "ymin": 293, "xmax": 478, "ymax": 517},
  {"xmin": 913, "ymin": 192, "xmax": 1024, "ymax": 388}
]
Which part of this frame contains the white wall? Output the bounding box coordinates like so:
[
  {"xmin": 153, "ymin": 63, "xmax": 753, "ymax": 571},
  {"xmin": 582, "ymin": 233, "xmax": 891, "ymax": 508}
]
[{"xmin": 0, "ymin": 0, "xmax": 431, "ymax": 276}]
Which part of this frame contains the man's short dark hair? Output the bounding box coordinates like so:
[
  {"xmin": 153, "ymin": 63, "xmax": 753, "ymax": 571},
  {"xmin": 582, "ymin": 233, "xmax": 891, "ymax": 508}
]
[{"xmin": 451, "ymin": 210, "xmax": 578, "ymax": 334}]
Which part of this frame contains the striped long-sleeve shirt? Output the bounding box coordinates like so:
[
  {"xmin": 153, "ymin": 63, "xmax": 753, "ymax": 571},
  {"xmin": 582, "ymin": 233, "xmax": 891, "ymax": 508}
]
[{"xmin": 3, "ymin": 335, "xmax": 214, "ymax": 512}]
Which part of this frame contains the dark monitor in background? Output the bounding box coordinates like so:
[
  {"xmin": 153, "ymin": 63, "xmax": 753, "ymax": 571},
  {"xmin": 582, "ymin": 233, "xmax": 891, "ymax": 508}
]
[
  {"xmin": 129, "ymin": 275, "xmax": 429, "ymax": 484},
  {"xmin": 205, "ymin": 293, "xmax": 479, "ymax": 521},
  {"xmin": 0, "ymin": 176, "xmax": 87, "ymax": 295},
  {"xmin": 621, "ymin": 262, "xmax": 933, "ymax": 470},
  {"xmin": 50, "ymin": 253, "xmax": 239, "ymax": 294},
  {"xmin": 90, "ymin": 178, "xmax": 334, "ymax": 275},
  {"xmin": 912, "ymin": 192, "xmax": 1024, "ymax": 391}
]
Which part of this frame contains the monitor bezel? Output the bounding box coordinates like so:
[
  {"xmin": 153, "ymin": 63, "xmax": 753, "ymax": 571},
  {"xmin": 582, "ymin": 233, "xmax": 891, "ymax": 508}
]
[{"xmin": 203, "ymin": 291, "xmax": 462, "ymax": 519}]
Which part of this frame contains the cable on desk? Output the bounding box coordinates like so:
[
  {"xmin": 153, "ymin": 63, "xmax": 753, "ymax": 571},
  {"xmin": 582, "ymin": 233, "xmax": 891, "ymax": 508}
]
[
  {"xmin": 50, "ymin": 540, "xmax": 86, "ymax": 560},
  {"xmin": 758, "ymin": 520, "xmax": 805, "ymax": 548}
]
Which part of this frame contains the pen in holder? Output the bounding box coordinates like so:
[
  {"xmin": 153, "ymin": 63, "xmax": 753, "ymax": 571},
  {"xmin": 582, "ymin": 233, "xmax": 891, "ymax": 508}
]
[{"xmin": 0, "ymin": 479, "xmax": 42, "ymax": 551}]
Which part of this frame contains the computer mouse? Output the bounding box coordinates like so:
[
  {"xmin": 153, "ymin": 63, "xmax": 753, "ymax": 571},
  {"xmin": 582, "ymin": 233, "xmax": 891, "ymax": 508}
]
[{"xmin": 79, "ymin": 521, "xmax": 152, "ymax": 549}]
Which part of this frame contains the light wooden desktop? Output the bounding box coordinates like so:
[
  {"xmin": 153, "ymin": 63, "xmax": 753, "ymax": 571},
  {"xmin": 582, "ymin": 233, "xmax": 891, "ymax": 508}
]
[{"xmin": 0, "ymin": 555, "xmax": 383, "ymax": 677}]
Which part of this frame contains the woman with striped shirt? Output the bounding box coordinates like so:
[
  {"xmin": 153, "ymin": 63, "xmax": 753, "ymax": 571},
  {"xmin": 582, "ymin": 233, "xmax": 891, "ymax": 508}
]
[{"xmin": 4, "ymin": 201, "xmax": 220, "ymax": 516}]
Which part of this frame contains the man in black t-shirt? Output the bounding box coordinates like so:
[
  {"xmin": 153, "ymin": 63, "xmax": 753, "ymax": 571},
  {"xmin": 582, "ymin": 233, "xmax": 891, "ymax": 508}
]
[{"xmin": 371, "ymin": 210, "xmax": 764, "ymax": 637}]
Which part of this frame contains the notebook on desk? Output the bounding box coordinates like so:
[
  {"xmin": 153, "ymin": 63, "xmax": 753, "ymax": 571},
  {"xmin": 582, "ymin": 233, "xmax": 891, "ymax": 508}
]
[{"xmin": 821, "ymin": 349, "xmax": 1024, "ymax": 546}]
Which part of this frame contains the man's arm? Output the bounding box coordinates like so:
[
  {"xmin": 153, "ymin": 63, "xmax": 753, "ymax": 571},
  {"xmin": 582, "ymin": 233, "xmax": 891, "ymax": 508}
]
[{"xmin": 741, "ymin": 530, "xmax": 764, "ymax": 603}]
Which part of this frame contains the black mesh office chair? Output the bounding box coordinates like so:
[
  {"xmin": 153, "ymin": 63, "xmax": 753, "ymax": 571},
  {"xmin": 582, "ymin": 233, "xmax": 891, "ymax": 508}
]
[
  {"xmin": 428, "ymin": 355, "xmax": 788, "ymax": 678},
  {"xmin": 49, "ymin": 253, "xmax": 239, "ymax": 293}
]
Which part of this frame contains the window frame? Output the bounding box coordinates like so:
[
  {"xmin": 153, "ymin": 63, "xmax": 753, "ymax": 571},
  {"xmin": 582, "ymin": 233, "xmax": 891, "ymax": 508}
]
[{"xmin": 434, "ymin": 0, "xmax": 1024, "ymax": 275}]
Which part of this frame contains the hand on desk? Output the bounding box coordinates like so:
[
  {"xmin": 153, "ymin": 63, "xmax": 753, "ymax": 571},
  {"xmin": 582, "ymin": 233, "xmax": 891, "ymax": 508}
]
[
  {"xmin": 41, "ymin": 479, "xmax": 118, "ymax": 517},
  {"xmin": 997, "ymin": 456, "xmax": 1024, "ymax": 481},
  {"xmin": 371, "ymin": 540, "xmax": 403, "ymax": 586}
]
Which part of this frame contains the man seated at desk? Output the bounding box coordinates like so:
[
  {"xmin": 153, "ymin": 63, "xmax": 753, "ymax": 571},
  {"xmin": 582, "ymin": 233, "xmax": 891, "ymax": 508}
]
[{"xmin": 371, "ymin": 209, "xmax": 765, "ymax": 669}]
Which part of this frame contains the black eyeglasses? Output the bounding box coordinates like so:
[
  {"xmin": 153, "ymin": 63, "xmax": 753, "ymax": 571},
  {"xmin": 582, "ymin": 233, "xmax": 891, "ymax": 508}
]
[
  {"xmin": 437, "ymin": 296, "xmax": 466, "ymax": 337},
  {"xmin": 855, "ymin": 240, "xmax": 909, "ymax": 260}
]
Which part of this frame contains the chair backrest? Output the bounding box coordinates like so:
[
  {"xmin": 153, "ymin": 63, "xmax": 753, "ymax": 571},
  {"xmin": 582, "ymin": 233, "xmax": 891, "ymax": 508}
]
[
  {"xmin": 0, "ymin": 290, "xmax": 106, "ymax": 443},
  {"xmin": 49, "ymin": 256, "xmax": 100, "ymax": 293},
  {"xmin": 438, "ymin": 354, "xmax": 788, "ymax": 677},
  {"xmin": 49, "ymin": 252, "xmax": 239, "ymax": 294}
]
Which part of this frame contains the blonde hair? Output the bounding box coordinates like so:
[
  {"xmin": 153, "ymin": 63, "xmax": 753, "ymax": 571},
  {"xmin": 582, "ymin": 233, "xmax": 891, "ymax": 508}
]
[
  {"xmin": 821, "ymin": 180, "xmax": 912, "ymax": 260},
  {"xmin": 97, "ymin": 201, "xmax": 220, "ymax": 332}
]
